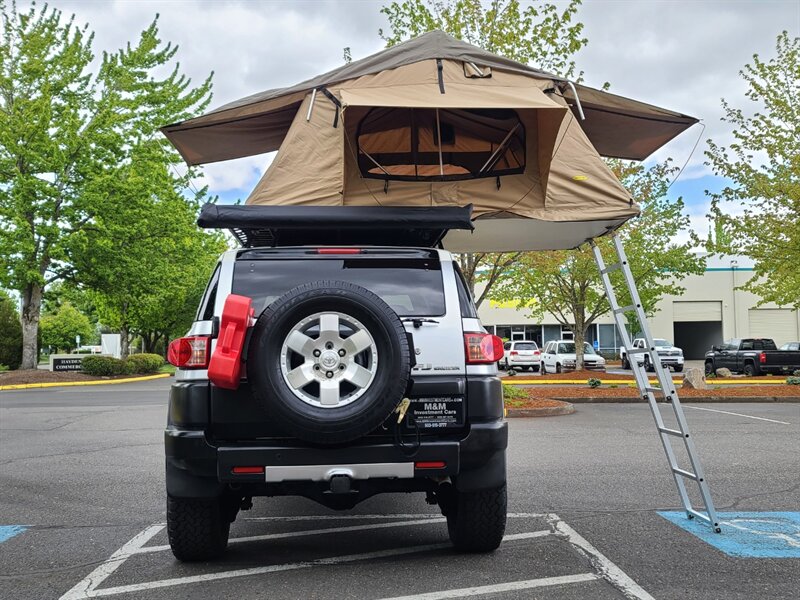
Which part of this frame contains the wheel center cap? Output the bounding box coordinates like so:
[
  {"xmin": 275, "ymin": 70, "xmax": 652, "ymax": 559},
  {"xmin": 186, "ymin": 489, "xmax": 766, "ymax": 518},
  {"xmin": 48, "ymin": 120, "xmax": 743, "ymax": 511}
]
[{"xmin": 319, "ymin": 350, "xmax": 339, "ymax": 369}]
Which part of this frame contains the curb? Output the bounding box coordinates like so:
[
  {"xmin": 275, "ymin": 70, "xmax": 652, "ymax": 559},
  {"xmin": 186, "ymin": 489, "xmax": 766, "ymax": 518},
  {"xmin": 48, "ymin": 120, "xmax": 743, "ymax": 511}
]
[
  {"xmin": 551, "ymin": 396, "xmax": 800, "ymax": 404},
  {"xmin": 506, "ymin": 401, "xmax": 575, "ymax": 417},
  {"xmin": 0, "ymin": 373, "xmax": 171, "ymax": 391}
]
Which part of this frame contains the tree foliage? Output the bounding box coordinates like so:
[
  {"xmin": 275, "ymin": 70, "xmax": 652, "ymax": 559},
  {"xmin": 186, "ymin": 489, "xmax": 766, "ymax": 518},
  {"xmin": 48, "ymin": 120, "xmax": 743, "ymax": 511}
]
[
  {"xmin": 493, "ymin": 161, "xmax": 704, "ymax": 367},
  {"xmin": 380, "ymin": 0, "xmax": 587, "ymax": 80},
  {"xmin": 706, "ymin": 31, "xmax": 800, "ymax": 308},
  {"xmin": 0, "ymin": 2, "xmax": 213, "ymax": 367},
  {"xmin": 40, "ymin": 301, "xmax": 93, "ymax": 352},
  {"xmin": 0, "ymin": 290, "xmax": 22, "ymax": 369}
]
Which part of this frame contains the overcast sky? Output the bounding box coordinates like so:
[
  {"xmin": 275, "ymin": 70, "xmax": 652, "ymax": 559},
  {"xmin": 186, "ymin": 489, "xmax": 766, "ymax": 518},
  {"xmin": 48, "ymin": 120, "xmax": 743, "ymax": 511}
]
[{"xmin": 56, "ymin": 0, "xmax": 800, "ymax": 238}]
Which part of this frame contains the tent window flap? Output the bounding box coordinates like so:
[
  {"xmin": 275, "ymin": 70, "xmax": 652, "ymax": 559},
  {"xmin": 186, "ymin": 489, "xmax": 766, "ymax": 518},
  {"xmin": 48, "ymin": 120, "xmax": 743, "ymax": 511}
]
[{"xmin": 356, "ymin": 107, "xmax": 525, "ymax": 182}]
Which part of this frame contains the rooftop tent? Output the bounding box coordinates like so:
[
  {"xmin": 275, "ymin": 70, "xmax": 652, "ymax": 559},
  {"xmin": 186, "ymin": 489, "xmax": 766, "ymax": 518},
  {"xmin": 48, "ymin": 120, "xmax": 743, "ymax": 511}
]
[{"xmin": 162, "ymin": 31, "xmax": 698, "ymax": 251}]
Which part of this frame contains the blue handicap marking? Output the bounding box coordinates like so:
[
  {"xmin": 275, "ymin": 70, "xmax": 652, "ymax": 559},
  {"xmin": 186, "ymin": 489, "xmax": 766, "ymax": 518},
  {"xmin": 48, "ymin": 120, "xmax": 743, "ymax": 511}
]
[
  {"xmin": 659, "ymin": 511, "xmax": 800, "ymax": 558},
  {"xmin": 0, "ymin": 525, "xmax": 27, "ymax": 544}
]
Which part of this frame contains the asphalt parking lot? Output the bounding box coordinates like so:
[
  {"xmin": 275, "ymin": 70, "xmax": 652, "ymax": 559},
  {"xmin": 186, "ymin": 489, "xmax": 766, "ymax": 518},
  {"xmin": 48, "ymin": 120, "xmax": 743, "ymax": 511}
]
[{"xmin": 1, "ymin": 378, "xmax": 798, "ymax": 599}]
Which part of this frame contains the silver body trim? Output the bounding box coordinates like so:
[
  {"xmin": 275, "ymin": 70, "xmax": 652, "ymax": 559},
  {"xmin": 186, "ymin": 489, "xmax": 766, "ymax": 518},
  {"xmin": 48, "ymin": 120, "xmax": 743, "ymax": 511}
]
[{"xmin": 265, "ymin": 462, "xmax": 414, "ymax": 483}]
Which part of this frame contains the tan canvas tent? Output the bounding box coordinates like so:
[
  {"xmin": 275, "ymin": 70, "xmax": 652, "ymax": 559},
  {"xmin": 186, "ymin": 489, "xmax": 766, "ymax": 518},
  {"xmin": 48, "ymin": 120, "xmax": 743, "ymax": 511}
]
[{"xmin": 162, "ymin": 31, "xmax": 698, "ymax": 251}]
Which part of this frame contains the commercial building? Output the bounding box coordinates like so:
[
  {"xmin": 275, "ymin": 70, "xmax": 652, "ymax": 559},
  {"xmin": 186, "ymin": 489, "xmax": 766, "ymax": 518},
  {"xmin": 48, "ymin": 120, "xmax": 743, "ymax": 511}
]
[{"xmin": 477, "ymin": 254, "xmax": 800, "ymax": 359}]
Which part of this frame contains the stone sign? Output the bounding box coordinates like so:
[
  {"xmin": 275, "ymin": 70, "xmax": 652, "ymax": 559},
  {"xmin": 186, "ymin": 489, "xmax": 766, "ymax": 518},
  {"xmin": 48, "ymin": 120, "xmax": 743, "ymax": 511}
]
[{"xmin": 49, "ymin": 354, "xmax": 85, "ymax": 372}]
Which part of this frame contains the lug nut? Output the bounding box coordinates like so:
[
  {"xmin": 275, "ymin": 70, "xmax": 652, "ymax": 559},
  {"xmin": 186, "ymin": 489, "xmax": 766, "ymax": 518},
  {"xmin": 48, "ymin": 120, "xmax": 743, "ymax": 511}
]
[
  {"xmin": 313, "ymin": 349, "xmax": 321, "ymax": 357},
  {"xmin": 326, "ymin": 371, "xmax": 334, "ymax": 378},
  {"xmin": 314, "ymin": 365, "xmax": 320, "ymax": 370},
  {"xmin": 339, "ymin": 364, "xmax": 345, "ymax": 370},
  {"xmin": 338, "ymin": 349, "xmax": 346, "ymax": 356}
]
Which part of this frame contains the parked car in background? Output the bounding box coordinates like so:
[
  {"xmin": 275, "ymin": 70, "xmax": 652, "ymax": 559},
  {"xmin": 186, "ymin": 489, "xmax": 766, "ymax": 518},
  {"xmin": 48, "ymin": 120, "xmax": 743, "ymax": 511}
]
[
  {"xmin": 499, "ymin": 341, "xmax": 540, "ymax": 372},
  {"xmin": 620, "ymin": 338, "xmax": 684, "ymax": 372},
  {"xmin": 704, "ymin": 338, "xmax": 800, "ymax": 376},
  {"xmin": 541, "ymin": 340, "xmax": 606, "ymax": 373},
  {"xmin": 780, "ymin": 342, "xmax": 799, "ymax": 351}
]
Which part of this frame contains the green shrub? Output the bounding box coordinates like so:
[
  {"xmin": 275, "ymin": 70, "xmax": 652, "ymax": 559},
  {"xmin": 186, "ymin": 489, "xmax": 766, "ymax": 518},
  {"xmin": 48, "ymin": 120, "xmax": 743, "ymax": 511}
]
[
  {"xmin": 0, "ymin": 291, "xmax": 22, "ymax": 370},
  {"xmin": 82, "ymin": 355, "xmax": 126, "ymax": 376},
  {"xmin": 787, "ymin": 376, "xmax": 800, "ymax": 386},
  {"xmin": 503, "ymin": 385, "xmax": 527, "ymax": 401},
  {"xmin": 0, "ymin": 364, "xmax": 9, "ymax": 373},
  {"xmin": 587, "ymin": 378, "xmax": 601, "ymax": 388},
  {"xmin": 793, "ymin": 370, "xmax": 800, "ymax": 377},
  {"xmin": 125, "ymin": 353, "xmax": 164, "ymax": 374}
]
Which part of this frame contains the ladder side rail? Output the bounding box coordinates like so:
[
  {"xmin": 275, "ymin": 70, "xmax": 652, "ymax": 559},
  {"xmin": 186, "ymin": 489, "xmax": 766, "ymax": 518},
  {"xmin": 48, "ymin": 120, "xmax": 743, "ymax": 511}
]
[
  {"xmin": 606, "ymin": 236, "xmax": 721, "ymax": 532},
  {"xmin": 591, "ymin": 240, "xmax": 701, "ymax": 525},
  {"xmin": 611, "ymin": 236, "xmax": 719, "ymax": 515}
]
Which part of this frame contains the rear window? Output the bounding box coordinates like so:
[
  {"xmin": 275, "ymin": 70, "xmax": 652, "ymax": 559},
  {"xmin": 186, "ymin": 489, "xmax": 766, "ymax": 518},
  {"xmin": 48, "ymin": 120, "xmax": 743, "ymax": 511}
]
[
  {"xmin": 514, "ymin": 342, "xmax": 537, "ymax": 351},
  {"xmin": 233, "ymin": 257, "xmax": 445, "ymax": 317}
]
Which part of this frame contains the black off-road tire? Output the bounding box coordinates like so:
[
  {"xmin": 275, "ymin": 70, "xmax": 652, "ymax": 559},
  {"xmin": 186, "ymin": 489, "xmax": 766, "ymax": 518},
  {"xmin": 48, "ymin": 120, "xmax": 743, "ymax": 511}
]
[
  {"xmin": 167, "ymin": 496, "xmax": 230, "ymax": 562},
  {"xmin": 247, "ymin": 280, "xmax": 410, "ymax": 445},
  {"xmin": 705, "ymin": 361, "xmax": 714, "ymax": 376},
  {"xmin": 622, "ymin": 355, "xmax": 630, "ymax": 370},
  {"xmin": 673, "ymin": 365, "xmax": 683, "ymax": 373},
  {"xmin": 446, "ymin": 484, "xmax": 507, "ymax": 552},
  {"xmin": 744, "ymin": 362, "xmax": 757, "ymax": 377}
]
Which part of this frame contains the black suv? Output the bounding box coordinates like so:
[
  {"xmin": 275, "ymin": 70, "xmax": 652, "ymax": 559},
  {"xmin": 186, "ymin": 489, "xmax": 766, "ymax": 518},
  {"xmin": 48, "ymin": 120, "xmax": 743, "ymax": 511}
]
[{"xmin": 165, "ymin": 237, "xmax": 508, "ymax": 561}]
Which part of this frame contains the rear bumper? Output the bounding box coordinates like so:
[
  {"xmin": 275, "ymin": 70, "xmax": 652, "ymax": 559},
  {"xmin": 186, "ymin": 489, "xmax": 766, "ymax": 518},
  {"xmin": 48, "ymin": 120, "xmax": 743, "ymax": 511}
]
[
  {"xmin": 165, "ymin": 377, "xmax": 507, "ymax": 500},
  {"xmin": 166, "ymin": 421, "xmax": 507, "ymax": 498}
]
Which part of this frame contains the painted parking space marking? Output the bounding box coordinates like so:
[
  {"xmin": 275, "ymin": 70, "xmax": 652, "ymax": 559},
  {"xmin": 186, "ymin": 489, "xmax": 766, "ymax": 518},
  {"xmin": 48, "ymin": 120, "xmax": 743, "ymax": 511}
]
[
  {"xmin": 0, "ymin": 525, "xmax": 27, "ymax": 543},
  {"xmin": 659, "ymin": 511, "xmax": 800, "ymax": 558},
  {"xmin": 60, "ymin": 513, "xmax": 653, "ymax": 600},
  {"xmin": 683, "ymin": 405, "xmax": 792, "ymax": 425},
  {"xmin": 376, "ymin": 573, "xmax": 602, "ymax": 600}
]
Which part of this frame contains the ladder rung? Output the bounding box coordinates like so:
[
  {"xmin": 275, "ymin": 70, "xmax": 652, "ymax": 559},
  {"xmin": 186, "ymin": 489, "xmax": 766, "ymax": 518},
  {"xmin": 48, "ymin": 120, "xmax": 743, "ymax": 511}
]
[
  {"xmin": 601, "ymin": 262, "xmax": 622, "ymax": 274},
  {"xmin": 672, "ymin": 467, "xmax": 699, "ymax": 481},
  {"xmin": 613, "ymin": 304, "xmax": 637, "ymax": 314},
  {"xmin": 658, "ymin": 426, "xmax": 683, "ymax": 437},
  {"xmin": 626, "ymin": 347, "xmax": 650, "ymax": 355},
  {"xmin": 644, "ymin": 387, "xmax": 663, "ymax": 394},
  {"xmin": 686, "ymin": 508, "xmax": 715, "ymax": 525}
]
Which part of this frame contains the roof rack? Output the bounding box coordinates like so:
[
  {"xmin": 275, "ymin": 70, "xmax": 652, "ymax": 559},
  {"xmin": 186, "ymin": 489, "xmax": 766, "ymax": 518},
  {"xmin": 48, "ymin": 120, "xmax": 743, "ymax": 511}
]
[{"xmin": 197, "ymin": 203, "xmax": 474, "ymax": 248}]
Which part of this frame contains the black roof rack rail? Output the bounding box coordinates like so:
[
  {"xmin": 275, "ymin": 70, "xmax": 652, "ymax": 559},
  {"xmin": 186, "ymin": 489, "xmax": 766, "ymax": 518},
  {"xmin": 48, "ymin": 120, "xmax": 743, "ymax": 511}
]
[{"xmin": 197, "ymin": 203, "xmax": 474, "ymax": 248}]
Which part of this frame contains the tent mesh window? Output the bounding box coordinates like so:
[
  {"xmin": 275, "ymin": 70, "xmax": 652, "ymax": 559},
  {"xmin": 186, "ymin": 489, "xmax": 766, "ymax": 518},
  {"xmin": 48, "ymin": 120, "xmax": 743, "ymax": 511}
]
[{"xmin": 356, "ymin": 108, "xmax": 525, "ymax": 182}]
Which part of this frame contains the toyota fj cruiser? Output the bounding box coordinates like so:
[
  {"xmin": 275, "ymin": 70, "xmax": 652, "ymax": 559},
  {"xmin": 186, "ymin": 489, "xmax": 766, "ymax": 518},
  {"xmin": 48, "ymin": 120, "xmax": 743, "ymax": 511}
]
[{"xmin": 165, "ymin": 212, "xmax": 508, "ymax": 561}]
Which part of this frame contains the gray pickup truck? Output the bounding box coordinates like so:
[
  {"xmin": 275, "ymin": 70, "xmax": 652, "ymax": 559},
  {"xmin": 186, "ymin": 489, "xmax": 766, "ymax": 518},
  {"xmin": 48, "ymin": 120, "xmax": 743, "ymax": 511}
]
[{"xmin": 704, "ymin": 338, "xmax": 800, "ymax": 376}]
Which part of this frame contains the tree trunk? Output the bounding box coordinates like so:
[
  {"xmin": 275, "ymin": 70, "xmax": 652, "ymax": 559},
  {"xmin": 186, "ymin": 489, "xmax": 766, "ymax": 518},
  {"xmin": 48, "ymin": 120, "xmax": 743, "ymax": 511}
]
[
  {"xmin": 20, "ymin": 282, "xmax": 43, "ymax": 370},
  {"xmin": 573, "ymin": 316, "xmax": 586, "ymax": 371}
]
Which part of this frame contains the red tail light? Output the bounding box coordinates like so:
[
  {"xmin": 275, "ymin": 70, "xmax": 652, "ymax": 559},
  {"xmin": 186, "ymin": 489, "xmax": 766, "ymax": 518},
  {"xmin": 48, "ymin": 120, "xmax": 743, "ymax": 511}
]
[
  {"xmin": 510, "ymin": 351, "xmax": 519, "ymax": 356},
  {"xmin": 415, "ymin": 461, "xmax": 446, "ymax": 469},
  {"xmin": 232, "ymin": 466, "xmax": 265, "ymax": 475},
  {"xmin": 759, "ymin": 352, "xmax": 767, "ymax": 364},
  {"xmin": 317, "ymin": 248, "xmax": 361, "ymax": 254},
  {"xmin": 167, "ymin": 336, "xmax": 210, "ymax": 368},
  {"xmin": 464, "ymin": 333, "xmax": 504, "ymax": 364}
]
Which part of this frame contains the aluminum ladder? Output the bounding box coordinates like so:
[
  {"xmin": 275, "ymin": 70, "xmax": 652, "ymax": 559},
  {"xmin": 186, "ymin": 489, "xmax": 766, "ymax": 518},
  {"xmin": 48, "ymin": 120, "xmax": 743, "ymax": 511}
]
[{"xmin": 591, "ymin": 234, "xmax": 721, "ymax": 532}]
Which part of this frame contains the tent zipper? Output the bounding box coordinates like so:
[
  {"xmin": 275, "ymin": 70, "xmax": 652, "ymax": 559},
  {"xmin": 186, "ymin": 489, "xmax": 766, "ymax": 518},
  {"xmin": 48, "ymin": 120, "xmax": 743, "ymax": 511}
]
[{"xmin": 436, "ymin": 59, "xmax": 445, "ymax": 93}]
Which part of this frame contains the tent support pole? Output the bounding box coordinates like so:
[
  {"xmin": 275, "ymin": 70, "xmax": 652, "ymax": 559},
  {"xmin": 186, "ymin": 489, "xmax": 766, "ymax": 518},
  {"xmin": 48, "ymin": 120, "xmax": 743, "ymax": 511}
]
[
  {"xmin": 306, "ymin": 89, "xmax": 317, "ymax": 121},
  {"xmin": 565, "ymin": 81, "xmax": 585, "ymax": 120},
  {"xmin": 591, "ymin": 234, "xmax": 721, "ymax": 533},
  {"xmin": 436, "ymin": 108, "xmax": 444, "ymax": 176}
]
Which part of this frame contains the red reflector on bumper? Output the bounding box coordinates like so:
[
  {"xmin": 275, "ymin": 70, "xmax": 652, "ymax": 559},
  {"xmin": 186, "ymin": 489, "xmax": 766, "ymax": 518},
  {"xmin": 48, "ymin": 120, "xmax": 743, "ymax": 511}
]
[
  {"xmin": 232, "ymin": 466, "xmax": 265, "ymax": 475},
  {"xmin": 415, "ymin": 461, "xmax": 446, "ymax": 469}
]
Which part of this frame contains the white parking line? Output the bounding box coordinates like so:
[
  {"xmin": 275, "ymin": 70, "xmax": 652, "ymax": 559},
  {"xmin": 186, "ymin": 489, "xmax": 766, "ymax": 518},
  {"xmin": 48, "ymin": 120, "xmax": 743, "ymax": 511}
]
[
  {"xmin": 549, "ymin": 515, "xmax": 655, "ymax": 600},
  {"xmin": 137, "ymin": 518, "xmax": 448, "ymax": 554},
  {"xmin": 375, "ymin": 573, "xmax": 602, "ymax": 600},
  {"xmin": 684, "ymin": 405, "xmax": 792, "ymax": 425},
  {"xmin": 59, "ymin": 513, "xmax": 651, "ymax": 600}
]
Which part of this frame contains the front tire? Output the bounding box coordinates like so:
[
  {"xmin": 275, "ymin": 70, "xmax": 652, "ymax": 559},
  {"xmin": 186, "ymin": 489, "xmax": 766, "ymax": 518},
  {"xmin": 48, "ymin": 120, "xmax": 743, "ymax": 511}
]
[
  {"xmin": 445, "ymin": 484, "xmax": 507, "ymax": 552},
  {"xmin": 622, "ymin": 355, "xmax": 630, "ymax": 370},
  {"xmin": 555, "ymin": 363, "xmax": 562, "ymax": 373},
  {"xmin": 744, "ymin": 362, "xmax": 758, "ymax": 377},
  {"xmin": 674, "ymin": 365, "xmax": 683, "ymax": 373},
  {"xmin": 704, "ymin": 361, "xmax": 714, "ymax": 376},
  {"xmin": 167, "ymin": 496, "xmax": 231, "ymax": 561}
]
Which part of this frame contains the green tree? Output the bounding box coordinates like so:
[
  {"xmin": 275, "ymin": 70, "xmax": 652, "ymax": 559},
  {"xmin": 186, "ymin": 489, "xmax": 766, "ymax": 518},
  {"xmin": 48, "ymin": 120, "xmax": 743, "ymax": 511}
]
[
  {"xmin": 0, "ymin": 2, "xmax": 212, "ymax": 368},
  {"xmin": 380, "ymin": 0, "xmax": 587, "ymax": 79},
  {"xmin": 493, "ymin": 161, "xmax": 704, "ymax": 368},
  {"xmin": 378, "ymin": 0, "xmax": 589, "ymax": 305},
  {"xmin": 40, "ymin": 301, "xmax": 93, "ymax": 353},
  {"xmin": 706, "ymin": 31, "xmax": 800, "ymax": 308},
  {"xmin": 0, "ymin": 290, "xmax": 22, "ymax": 369}
]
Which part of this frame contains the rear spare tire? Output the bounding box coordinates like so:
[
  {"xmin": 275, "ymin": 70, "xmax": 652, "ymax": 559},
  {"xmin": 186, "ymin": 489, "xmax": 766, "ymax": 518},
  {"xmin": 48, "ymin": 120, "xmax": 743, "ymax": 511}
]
[
  {"xmin": 247, "ymin": 281, "xmax": 410, "ymax": 445},
  {"xmin": 445, "ymin": 484, "xmax": 507, "ymax": 552}
]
